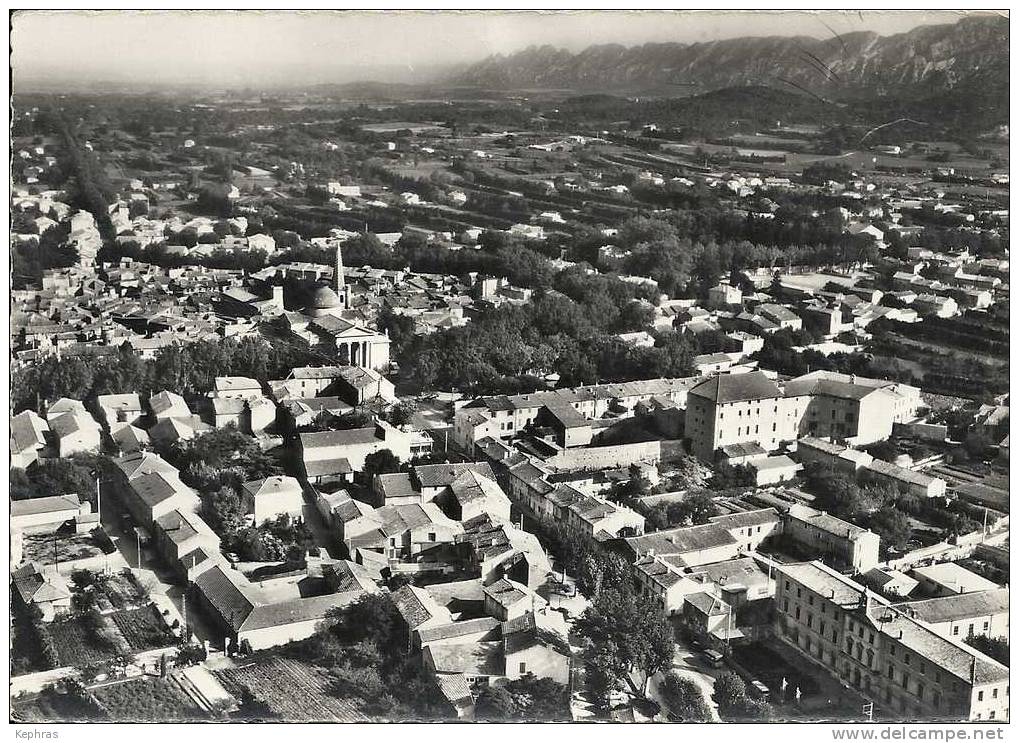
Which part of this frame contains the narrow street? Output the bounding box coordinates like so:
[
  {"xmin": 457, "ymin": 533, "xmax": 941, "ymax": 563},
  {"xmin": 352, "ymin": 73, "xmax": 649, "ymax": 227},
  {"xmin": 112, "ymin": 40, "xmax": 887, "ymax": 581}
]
[
  {"xmin": 98, "ymin": 489, "xmax": 218, "ymax": 644},
  {"xmin": 647, "ymin": 641, "xmax": 721, "ymax": 721}
]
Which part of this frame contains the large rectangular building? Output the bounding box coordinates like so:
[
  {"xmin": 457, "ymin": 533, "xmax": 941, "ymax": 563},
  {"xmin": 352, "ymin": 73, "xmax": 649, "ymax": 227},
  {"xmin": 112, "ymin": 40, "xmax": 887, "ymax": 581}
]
[
  {"xmin": 686, "ymin": 370, "xmax": 923, "ymax": 463},
  {"xmin": 775, "ymin": 561, "xmax": 1008, "ymax": 722}
]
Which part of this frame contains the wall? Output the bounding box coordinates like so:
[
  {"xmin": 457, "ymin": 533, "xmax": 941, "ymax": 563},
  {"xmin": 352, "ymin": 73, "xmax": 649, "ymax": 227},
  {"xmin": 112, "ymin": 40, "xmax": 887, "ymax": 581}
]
[
  {"xmin": 240, "ymin": 618, "xmax": 321, "ymax": 651},
  {"xmin": 881, "ymin": 542, "xmax": 974, "ymax": 572},
  {"xmin": 504, "ymin": 645, "xmax": 570, "ymax": 685},
  {"xmin": 544, "ymin": 439, "xmax": 666, "ymax": 472},
  {"xmin": 893, "ymin": 422, "xmax": 948, "ymax": 442}
]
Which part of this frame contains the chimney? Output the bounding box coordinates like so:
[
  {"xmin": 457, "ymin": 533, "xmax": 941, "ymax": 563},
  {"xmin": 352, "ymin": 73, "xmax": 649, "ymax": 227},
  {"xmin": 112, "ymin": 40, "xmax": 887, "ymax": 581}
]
[{"xmin": 272, "ymin": 285, "xmax": 284, "ymax": 306}]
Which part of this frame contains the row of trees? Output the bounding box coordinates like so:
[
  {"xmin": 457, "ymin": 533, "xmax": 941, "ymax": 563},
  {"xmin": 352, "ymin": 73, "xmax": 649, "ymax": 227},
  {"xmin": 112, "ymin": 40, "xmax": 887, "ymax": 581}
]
[{"xmin": 11, "ymin": 338, "xmax": 321, "ymax": 416}]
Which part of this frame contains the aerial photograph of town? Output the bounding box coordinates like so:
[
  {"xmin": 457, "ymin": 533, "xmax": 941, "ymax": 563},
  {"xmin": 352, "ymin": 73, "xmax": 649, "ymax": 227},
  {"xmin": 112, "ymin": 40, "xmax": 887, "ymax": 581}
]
[{"xmin": 7, "ymin": 8, "xmax": 1010, "ymax": 731}]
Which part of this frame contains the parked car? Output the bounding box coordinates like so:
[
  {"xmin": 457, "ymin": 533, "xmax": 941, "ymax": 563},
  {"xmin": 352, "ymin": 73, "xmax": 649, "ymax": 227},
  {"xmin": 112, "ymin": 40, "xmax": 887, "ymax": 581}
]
[
  {"xmin": 703, "ymin": 649, "xmax": 725, "ymax": 668},
  {"xmin": 749, "ymin": 679, "xmax": 771, "ymax": 699}
]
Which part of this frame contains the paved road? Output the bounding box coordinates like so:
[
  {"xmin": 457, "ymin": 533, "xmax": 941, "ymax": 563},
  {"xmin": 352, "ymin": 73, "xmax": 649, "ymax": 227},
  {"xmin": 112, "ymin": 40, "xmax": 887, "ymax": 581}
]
[{"xmin": 647, "ymin": 642, "xmax": 721, "ymax": 721}]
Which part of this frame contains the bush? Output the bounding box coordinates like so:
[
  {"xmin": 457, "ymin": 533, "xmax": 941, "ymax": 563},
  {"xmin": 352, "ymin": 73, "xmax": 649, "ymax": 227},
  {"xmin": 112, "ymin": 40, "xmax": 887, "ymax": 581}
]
[
  {"xmin": 660, "ymin": 671, "xmax": 712, "ymax": 721},
  {"xmin": 713, "ymin": 670, "xmax": 773, "ymax": 720},
  {"xmin": 175, "ymin": 643, "xmax": 207, "ymax": 667}
]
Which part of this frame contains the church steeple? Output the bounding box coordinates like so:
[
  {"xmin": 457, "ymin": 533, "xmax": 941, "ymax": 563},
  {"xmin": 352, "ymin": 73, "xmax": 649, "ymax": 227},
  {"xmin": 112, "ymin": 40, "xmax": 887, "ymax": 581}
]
[{"xmin": 335, "ymin": 242, "xmax": 345, "ymax": 294}]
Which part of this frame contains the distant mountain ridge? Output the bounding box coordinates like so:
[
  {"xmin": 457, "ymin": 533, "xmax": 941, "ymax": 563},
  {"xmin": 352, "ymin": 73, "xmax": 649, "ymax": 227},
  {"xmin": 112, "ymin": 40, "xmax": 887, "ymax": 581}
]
[{"xmin": 452, "ymin": 15, "xmax": 1008, "ymax": 98}]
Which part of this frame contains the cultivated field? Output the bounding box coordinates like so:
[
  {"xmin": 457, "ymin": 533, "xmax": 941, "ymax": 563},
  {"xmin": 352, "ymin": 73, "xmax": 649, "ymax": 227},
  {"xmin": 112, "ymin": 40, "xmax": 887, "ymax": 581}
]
[
  {"xmin": 109, "ymin": 605, "xmax": 174, "ymax": 652},
  {"xmin": 214, "ymin": 655, "xmax": 368, "ymax": 721},
  {"xmin": 89, "ymin": 677, "xmax": 208, "ymax": 722}
]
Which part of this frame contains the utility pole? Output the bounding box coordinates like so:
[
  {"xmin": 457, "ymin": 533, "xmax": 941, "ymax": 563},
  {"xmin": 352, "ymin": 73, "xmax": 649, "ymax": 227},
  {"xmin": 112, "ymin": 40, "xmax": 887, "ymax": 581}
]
[
  {"xmin": 137, "ymin": 530, "xmax": 142, "ymax": 569},
  {"xmin": 95, "ymin": 475, "xmax": 101, "ymax": 521},
  {"xmin": 726, "ymin": 601, "xmax": 733, "ymax": 647}
]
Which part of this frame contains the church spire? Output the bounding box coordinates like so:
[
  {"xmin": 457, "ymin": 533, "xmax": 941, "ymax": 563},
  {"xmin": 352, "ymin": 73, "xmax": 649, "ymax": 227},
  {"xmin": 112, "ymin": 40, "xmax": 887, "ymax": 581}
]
[{"xmin": 335, "ymin": 242, "xmax": 345, "ymax": 294}]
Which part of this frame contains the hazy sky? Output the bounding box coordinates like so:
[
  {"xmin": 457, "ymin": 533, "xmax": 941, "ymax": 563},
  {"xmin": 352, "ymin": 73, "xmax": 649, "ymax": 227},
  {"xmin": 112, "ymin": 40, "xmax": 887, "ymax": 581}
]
[{"xmin": 12, "ymin": 9, "xmax": 984, "ymax": 89}]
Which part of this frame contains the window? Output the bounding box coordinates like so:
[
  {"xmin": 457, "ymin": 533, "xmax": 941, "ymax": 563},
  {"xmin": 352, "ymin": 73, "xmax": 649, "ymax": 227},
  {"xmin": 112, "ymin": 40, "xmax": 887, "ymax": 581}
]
[
  {"xmin": 983, "ymin": 621, "xmax": 990, "ymax": 631},
  {"xmin": 519, "ymin": 662, "xmax": 527, "ymax": 674},
  {"xmin": 808, "ymin": 596, "xmax": 814, "ymax": 606},
  {"xmin": 807, "ymin": 614, "xmax": 813, "ymax": 629},
  {"xmin": 968, "ymin": 624, "xmax": 975, "ymax": 637},
  {"xmin": 978, "ymin": 691, "xmax": 984, "ymax": 702},
  {"xmin": 903, "ymin": 673, "xmax": 910, "ymax": 690},
  {"xmin": 795, "ymin": 607, "xmax": 801, "ymax": 620},
  {"xmin": 428, "ymin": 532, "xmax": 436, "ymax": 542},
  {"xmin": 952, "ymin": 626, "xmax": 960, "ymax": 636},
  {"xmin": 783, "ymin": 599, "xmax": 789, "ymax": 612},
  {"xmin": 904, "ymin": 654, "xmax": 911, "ymax": 666},
  {"xmin": 887, "ymin": 664, "xmax": 894, "ymax": 679},
  {"xmin": 993, "ymin": 688, "xmax": 999, "ymax": 699},
  {"xmin": 917, "ymin": 683, "xmax": 925, "ymax": 701},
  {"xmin": 785, "ymin": 580, "xmax": 790, "ymax": 590}
]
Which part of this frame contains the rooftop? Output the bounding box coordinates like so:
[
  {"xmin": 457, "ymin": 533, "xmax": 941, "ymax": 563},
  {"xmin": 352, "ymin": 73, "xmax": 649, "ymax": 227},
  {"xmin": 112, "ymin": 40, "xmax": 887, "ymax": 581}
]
[
  {"xmin": 689, "ymin": 371, "xmax": 782, "ymax": 404},
  {"xmin": 894, "ymin": 589, "xmax": 1009, "ymax": 626}
]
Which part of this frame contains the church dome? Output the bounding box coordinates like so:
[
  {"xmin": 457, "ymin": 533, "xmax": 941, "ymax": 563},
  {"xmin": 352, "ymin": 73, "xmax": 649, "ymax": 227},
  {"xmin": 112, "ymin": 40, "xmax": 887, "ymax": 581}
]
[{"xmin": 307, "ymin": 285, "xmax": 342, "ymax": 310}]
